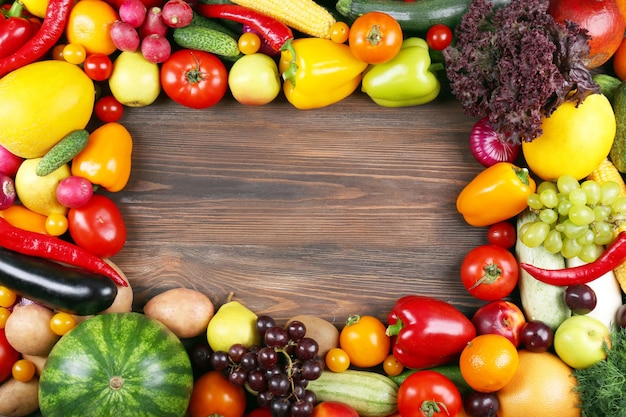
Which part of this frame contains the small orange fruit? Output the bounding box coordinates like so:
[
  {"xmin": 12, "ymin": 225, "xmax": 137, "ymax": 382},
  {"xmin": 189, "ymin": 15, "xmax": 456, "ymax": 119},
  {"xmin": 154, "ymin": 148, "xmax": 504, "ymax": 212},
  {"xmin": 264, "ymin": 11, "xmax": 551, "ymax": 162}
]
[
  {"xmin": 613, "ymin": 37, "xmax": 626, "ymax": 81},
  {"xmin": 497, "ymin": 350, "xmax": 581, "ymax": 417},
  {"xmin": 66, "ymin": 0, "xmax": 119, "ymax": 56},
  {"xmin": 459, "ymin": 334, "xmax": 519, "ymax": 393}
]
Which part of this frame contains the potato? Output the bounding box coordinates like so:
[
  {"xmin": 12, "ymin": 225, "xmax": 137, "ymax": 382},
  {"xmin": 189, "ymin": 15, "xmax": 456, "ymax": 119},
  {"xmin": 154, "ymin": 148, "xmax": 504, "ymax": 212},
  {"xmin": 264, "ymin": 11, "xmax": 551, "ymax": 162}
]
[
  {"xmin": 101, "ymin": 259, "xmax": 134, "ymax": 314},
  {"xmin": 0, "ymin": 377, "xmax": 40, "ymax": 417},
  {"xmin": 143, "ymin": 288, "xmax": 214, "ymax": 339},
  {"xmin": 286, "ymin": 315, "xmax": 340, "ymax": 358},
  {"xmin": 21, "ymin": 354, "xmax": 47, "ymax": 375},
  {"xmin": 5, "ymin": 304, "xmax": 59, "ymax": 356}
]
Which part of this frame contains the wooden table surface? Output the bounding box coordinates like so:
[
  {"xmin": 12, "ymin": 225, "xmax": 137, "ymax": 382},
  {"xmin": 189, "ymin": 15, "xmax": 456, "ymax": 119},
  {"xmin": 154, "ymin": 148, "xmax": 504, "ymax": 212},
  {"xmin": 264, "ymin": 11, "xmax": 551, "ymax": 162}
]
[{"xmin": 107, "ymin": 90, "xmax": 492, "ymax": 326}]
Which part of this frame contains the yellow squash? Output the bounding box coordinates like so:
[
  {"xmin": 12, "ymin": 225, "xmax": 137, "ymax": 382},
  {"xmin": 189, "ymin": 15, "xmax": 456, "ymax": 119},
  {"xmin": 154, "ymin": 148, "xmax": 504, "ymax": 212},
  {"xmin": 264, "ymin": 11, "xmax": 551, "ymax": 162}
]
[{"xmin": 0, "ymin": 60, "xmax": 95, "ymax": 159}]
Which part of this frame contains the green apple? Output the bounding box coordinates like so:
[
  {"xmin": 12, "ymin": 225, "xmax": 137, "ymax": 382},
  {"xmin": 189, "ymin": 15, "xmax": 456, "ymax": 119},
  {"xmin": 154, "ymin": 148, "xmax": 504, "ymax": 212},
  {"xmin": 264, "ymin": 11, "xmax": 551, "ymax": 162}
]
[
  {"xmin": 109, "ymin": 51, "xmax": 161, "ymax": 107},
  {"xmin": 554, "ymin": 315, "xmax": 610, "ymax": 369},
  {"xmin": 228, "ymin": 53, "xmax": 281, "ymax": 106}
]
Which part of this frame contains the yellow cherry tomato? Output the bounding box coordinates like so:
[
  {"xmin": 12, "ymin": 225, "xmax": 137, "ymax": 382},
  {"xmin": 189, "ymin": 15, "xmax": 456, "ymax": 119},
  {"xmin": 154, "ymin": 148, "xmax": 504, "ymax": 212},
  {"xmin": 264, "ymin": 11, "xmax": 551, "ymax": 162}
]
[
  {"xmin": 238, "ymin": 32, "xmax": 261, "ymax": 55},
  {"xmin": 12, "ymin": 359, "xmax": 36, "ymax": 382},
  {"xmin": 50, "ymin": 312, "xmax": 77, "ymax": 336},
  {"xmin": 0, "ymin": 286, "xmax": 17, "ymax": 308},
  {"xmin": 325, "ymin": 347, "xmax": 351, "ymax": 372},
  {"xmin": 330, "ymin": 21, "xmax": 350, "ymax": 44},
  {"xmin": 383, "ymin": 353, "xmax": 404, "ymax": 376},
  {"xmin": 339, "ymin": 315, "xmax": 391, "ymax": 368},
  {"xmin": 63, "ymin": 43, "xmax": 87, "ymax": 65},
  {"xmin": 0, "ymin": 307, "xmax": 10, "ymax": 329},
  {"xmin": 45, "ymin": 213, "xmax": 69, "ymax": 236}
]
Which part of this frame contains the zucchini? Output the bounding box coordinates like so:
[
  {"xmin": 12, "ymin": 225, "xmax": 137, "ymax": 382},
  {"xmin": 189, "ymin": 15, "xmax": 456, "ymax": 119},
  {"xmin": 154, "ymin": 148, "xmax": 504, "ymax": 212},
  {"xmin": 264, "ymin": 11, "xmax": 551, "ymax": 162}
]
[
  {"xmin": 0, "ymin": 247, "xmax": 118, "ymax": 316},
  {"xmin": 307, "ymin": 369, "xmax": 397, "ymax": 417},
  {"xmin": 335, "ymin": 0, "xmax": 512, "ymax": 34},
  {"xmin": 610, "ymin": 81, "xmax": 626, "ymax": 173},
  {"xmin": 389, "ymin": 363, "xmax": 472, "ymax": 395},
  {"xmin": 36, "ymin": 129, "xmax": 89, "ymax": 177},
  {"xmin": 515, "ymin": 209, "xmax": 571, "ymax": 330},
  {"xmin": 172, "ymin": 25, "xmax": 241, "ymax": 59}
]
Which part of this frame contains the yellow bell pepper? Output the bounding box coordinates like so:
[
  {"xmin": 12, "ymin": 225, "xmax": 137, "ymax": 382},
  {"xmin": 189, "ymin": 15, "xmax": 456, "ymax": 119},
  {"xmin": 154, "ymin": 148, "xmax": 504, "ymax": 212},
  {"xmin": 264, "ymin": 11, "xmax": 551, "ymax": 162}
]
[
  {"xmin": 456, "ymin": 162, "xmax": 536, "ymax": 227},
  {"xmin": 279, "ymin": 38, "xmax": 368, "ymax": 110},
  {"xmin": 71, "ymin": 122, "xmax": 133, "ymax": 192}
]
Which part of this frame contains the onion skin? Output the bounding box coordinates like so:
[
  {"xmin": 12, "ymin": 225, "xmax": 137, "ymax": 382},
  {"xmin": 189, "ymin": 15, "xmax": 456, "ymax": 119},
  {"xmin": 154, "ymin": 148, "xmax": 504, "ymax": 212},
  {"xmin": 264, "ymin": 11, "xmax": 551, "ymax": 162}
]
[
  {"xmin": 469, "ymin": 117, "xmax": 521, "ymax": 167},
  {"xmin": 0, "ymin": 173, "xmax": 15, "ymax": 210}
]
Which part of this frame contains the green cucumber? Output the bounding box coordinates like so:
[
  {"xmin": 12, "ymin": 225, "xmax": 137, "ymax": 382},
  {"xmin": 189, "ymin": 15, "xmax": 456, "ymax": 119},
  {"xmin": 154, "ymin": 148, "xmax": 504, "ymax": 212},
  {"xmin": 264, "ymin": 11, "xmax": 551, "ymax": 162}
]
[
  {"xmin": 593, "ymin": 73, "xmax": 622, "ymax": 104},
  {"xmin": 336, "ymin": 0, "xmax": 511, "ymax": 34},
  {"xmin": 610, "ymin": 81, "xmax": 626, "ymax": 173},
  {"xmin": 36, "ymin": 129, "xmax": 89, "ymax": 177},
  {"xmin": 190, "ymin": 11, "xmax": 239, "ymax": 38},
  {"xmin": 172, "ymin": 25, "xmax": 241, "ymax": 58},
  {"xmin": 307, "ymin": 369, "xmax": 397, "ymax": 417},
  {"xmin": 389, "ymin": 363, "xmax": 472, "ymax": 395}
]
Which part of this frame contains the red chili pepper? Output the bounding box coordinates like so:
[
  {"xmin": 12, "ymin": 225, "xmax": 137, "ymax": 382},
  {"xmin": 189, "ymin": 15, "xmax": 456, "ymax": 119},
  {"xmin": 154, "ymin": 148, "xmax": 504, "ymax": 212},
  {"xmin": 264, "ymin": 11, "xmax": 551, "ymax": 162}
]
[
  {"xmin": 0, "ymin": 1, "xmax": 41, "ymax": 59},
  {"xmin": 0, "ymin": 0, "xmax": 71, "ymax": 78},
  {"xmin": 520, "ymin": 232, "xmax": 626, "ymax": 286},
  {"xmin": 0, "ymin": 218, "xmax": 128, "ymax": 287},
  {"xmin": 194, "ymin": 4, "xmax": 293, "ymax": 52}
]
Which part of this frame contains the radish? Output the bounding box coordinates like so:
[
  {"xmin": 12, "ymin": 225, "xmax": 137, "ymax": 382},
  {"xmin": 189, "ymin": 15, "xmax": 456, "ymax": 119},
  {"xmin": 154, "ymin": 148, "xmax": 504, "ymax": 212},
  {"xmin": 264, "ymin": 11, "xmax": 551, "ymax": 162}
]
[
  {"xmin": 118, "ymin": 0, "xmax": 147, "ymax": 28},
  {"xmin": 140, "ymin": 6, "xmax": 168, "ymax": 38},
  {"xmin": 161, "ymin": 0, "xmax": 192, "ymax": 28},
  {"xmin": 56, "ymin": 176, "xmax": 93, "ymax": 208},
  {"xmin": 0, "ymin": 145, "xmax": 23, "ymax": 178},
  {"xmin": 0, "ymin": 173, "xmax": 15, "ymax": 210},
  {"xmin": 110, "ymin": 20, "xmax": 141, "ymax": 52},
  {"xmin": 141, "ymin": 34, "xmax": 171, "ymax": 63}
]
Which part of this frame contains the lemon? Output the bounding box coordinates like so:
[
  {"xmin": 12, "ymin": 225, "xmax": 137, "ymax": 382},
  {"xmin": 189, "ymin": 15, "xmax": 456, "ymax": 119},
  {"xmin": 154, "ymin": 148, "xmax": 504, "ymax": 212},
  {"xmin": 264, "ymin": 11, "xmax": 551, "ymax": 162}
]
[
  {"xmin": 15, "ymin": 159, "xmax": 70, "ymax": 216},
  {"xmin": 0, "ymin": 60, "xmax": 94, "ymax": 159},
  {"xmin": 522, "ymin": 94, "xmax": 615, "ymax": 180}
]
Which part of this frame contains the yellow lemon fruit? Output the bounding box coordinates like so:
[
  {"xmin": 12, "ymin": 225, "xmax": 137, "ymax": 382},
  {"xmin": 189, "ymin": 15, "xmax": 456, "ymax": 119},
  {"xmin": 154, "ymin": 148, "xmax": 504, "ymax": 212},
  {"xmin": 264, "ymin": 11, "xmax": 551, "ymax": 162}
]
[
  {"xmin": 65, "ymin": 0, "xmax": 119, "ymax": 56},
  {"xmin": 15, "ymin": 159, "xmax": 71, "ymax": 216},
  {"xmin": 0, "ymin": 60, "xmax": 94, "ymax": 159},
  {"xmin": 522, "ymin": 94, "xmax": 615, "ymax": 180}
]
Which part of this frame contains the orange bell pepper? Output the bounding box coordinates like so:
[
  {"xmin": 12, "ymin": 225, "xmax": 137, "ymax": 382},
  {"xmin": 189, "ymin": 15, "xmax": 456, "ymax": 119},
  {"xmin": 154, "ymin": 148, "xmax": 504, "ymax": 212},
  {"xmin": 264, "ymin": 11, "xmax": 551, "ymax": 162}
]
[
  {"xmin": 456, "ymin": 162, "xmax": 536, "ymax": 227},
  {"xmin": 71, "ymin": 122, "xmax": 132, "ymax": 192}
]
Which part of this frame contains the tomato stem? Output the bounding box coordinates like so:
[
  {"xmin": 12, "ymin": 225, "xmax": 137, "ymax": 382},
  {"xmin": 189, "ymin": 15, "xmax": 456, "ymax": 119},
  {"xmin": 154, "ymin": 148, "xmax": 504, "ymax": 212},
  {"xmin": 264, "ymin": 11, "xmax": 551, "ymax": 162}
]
[
  {"xmin": 366, "ymin": 24, "xmax": 382, "ymax": 46},
  {"xmin": 345, "ymin": 314, "xmax": 361, "ymax": 327},
  {"xmin": 420, "ymin": 400, "xmax": 449, "ymax": 417},
  {"xmin": 469, "ymin": 263, "xmax": 502, "ymax": 290}
]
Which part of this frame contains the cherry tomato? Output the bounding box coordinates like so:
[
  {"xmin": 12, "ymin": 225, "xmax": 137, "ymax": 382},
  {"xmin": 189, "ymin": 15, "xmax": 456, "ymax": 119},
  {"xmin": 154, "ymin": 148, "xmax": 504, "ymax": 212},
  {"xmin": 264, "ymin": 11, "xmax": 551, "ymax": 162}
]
[
  {"xmin": 51, "ymin": 43, "xmax": 65, "ymax": 60},
  {"xmin": 339, "ymin": 315, "xmax": 390, "ymax": 368},
  {"xmin": 188, "ymin": 370, "xmax": 246, "ymax": 417},
  {"xmin": 487, "ymin": 221, "xmax": 517, "ymax": 249},
  {"xmin": 425, "ymin": 24, "xmax": 453, "ymax": 51},
  {"xmin": 330, "ymin": 21, "xmax": 350, "ymax": 44},
  {"xmin": 0, "ymin": 308, "xmax": 10, "ymax": 329},
  {"xmin": 0, "ymin": 329, "xmax": 20, "ymax": 383},
  {"xmin": 325, "ymin": 347, "xmax": 351, "ymax": 372},
  {"xmin": 160, "ymin": 49, "xmax": 228, "ymax": 109},
  {"xmin": 0, "ymin": 286, "xmax": 17, "ymax": 308},
  {"xmin": 238, "ymin": 32, "xmax": 261, "ymax": 55},
  {"xmin": 397, "ymin": 370, "xmax": 462, "ymax": 417},
  {"xmin": 348, "ymin": 11, "xmax": 403, "ymax": 64},
  {"xmin": 12, "ymin": 359, "xmax": 36, "ymax": 382},
  {"xmin": 94, "ymin": 95, "xmax": 124, "ymax": 123},
  {"xmin": 83, "ymin": 53, "xmax": 113, "ymax": 81},
  {"xmin": 62, "ymin": 43, "xmax": 87, "ymax": 65},
  {"xmin": 45, "ymin": 213, "xmax": 69, "ymax": 236},
  {"xmin": 50, "ymin": 312, "xmax": 77, "ymax": 336},
  {"xmin": 245, "ymin": 408, "xmax": 273, "ymax": 417},
  {"xmin": 68, "ymin": 194, "xmax": 127, "ymax": 258},
  {"xmin": 383, "ymin": 353, "xmax": 404, "ymax": 377},
  {"xmin": 460, "ymin": 244, "xmax": 519, "ymax": 301}
]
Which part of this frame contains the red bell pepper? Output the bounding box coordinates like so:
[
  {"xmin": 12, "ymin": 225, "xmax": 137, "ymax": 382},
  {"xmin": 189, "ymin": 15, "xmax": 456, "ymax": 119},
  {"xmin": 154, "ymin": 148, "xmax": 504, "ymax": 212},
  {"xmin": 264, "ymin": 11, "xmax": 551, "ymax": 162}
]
[
  {"xmin": 386, "ymin": 295, "xmax": 476, "ymax": 369},
  {"xmin": 0, "ymin": 1, "xmax": 41, "ymax": 59}
]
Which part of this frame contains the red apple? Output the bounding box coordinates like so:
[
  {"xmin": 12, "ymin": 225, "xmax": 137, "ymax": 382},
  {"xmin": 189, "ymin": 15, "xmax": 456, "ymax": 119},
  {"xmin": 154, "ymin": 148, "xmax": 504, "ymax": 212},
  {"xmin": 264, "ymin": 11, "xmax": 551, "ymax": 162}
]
[
  {"xmin": 549, "ymin": 0, "xmax": 626, "ymax": 68},
  {"xmin": 313, "ymin": 401, "xmax": 359, "ymax": 417},
  {"xmin": 471, "ymin": 300, "xmax": 527, "ymax": 347}
]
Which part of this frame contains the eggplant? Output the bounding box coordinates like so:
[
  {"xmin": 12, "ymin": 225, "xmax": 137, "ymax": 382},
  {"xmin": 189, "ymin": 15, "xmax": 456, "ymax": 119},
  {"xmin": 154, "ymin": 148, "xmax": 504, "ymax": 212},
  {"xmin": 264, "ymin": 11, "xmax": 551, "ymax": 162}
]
[{"xmin": 0, "ymin": 247, "xmax": 118, "ymax": 315}]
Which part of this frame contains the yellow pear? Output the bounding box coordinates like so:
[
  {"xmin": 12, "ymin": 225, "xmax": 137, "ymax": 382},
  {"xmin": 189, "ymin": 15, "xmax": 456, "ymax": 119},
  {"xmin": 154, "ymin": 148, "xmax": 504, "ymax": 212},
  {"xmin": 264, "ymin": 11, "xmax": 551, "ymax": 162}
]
[{"xmin": 15, "ymin": 158, "xmax": 70, "ymax": 216}]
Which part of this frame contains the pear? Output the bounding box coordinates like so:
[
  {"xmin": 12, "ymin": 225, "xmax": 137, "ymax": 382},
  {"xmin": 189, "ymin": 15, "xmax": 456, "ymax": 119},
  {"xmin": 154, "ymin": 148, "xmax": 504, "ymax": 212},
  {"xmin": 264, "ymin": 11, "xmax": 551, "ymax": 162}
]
[
  {"xmin": 109, "ymin": 51, "xmax": 161, "ymax": 107},
  {"xmin": 206, "ymin": 300, "xmax": 261, "ymax": 352},
  {"xmin": 14, "ymin": 158, "xmax": 70, "ymax": 216}
]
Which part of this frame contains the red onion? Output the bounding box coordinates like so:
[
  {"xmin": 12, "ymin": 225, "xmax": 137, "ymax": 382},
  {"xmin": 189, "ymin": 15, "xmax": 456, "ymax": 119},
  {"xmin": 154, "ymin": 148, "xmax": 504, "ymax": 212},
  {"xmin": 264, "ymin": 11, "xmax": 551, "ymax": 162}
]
[
  {"xmin": 0, "ymin": 172, "xmax": 15, "ymax": 210},
  {"xmin": 0, "ymin": 145, "xmax": 23, "ymax": 178},
  {"xmin": 469, "ymin": 117, "xmax": 521, "ymax": 167}
]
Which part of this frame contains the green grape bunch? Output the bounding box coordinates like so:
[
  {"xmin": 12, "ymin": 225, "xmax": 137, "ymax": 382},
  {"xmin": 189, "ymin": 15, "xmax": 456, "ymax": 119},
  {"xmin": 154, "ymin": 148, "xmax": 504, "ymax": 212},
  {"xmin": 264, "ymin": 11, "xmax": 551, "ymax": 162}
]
[{"xmin": 519, "ymin": 175, "xmax": 626, "ymax": 262}]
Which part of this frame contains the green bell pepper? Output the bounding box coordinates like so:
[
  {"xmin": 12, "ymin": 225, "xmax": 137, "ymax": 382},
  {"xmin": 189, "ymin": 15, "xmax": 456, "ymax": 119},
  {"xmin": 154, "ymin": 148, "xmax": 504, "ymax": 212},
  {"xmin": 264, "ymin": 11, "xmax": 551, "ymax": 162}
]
[{"xmin": 361, "ymin": 37, "xmax": 442, "ymax": 107}]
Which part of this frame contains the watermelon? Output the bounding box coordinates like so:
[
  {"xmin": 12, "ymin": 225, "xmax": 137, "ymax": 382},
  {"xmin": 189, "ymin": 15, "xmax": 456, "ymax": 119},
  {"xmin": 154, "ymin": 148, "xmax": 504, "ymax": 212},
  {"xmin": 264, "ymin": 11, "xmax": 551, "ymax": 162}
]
[{"xmin": 39, "ymin": 312, "xmax": 194, "ymax": 417}]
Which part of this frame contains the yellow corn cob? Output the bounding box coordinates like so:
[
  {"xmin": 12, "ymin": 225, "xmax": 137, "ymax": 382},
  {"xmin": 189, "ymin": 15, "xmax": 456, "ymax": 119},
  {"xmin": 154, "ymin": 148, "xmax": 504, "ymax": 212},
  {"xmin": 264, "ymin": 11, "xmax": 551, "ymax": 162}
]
[
  {"xmin": 587, "ymin": 158, "xmax": 626, "ymax": 293},
  {"xmin": 229, "ymin": 0, "xmax": 336, "ymax": 39}
]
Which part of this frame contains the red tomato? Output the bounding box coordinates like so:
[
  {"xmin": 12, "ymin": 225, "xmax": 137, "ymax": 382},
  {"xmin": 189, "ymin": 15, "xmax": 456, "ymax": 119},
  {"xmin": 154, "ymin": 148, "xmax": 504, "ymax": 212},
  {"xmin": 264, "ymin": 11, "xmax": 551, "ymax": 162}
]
[
  {"xmin": 245, "ymin": 408, "xmax": 273, "ymax": 417},
  {"xmin": 188, "ymin": 371, "xmax": 246, "ymax": 417},
  {"xmin": 487, "ymin": 221, "xmax": 517, "ymax": 249},
  {"xmin": 0, "ymin": 329, "xmax": 20, "ymax": 383},
  {"xmin": 397, "ymin": 370, "xmax": 462, "ymax": 417},
  {"xmin": 94, "ymin": 95, "xmax": 124, "ymax": 123},
  {"xmin": 83, "ymin": 53, "xmax": 113, "ymax": 81},
  {"xmin": 460, "ymin": 244, "xmax": 519, "ymax": 301},
  {"xmin": 425, "ymin": 24, "xmax": 453, "ymax": 51},
  {"xmin": 348, "ymin": 11, "xmax": 403, "ymax": 64},
  {"xmin": 68, "ymin": 194, "xmax": 127, "ymax": 258},
  {"xmin": 160, "ymin": 49, "xmax": 228, "ymax": 109}
]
